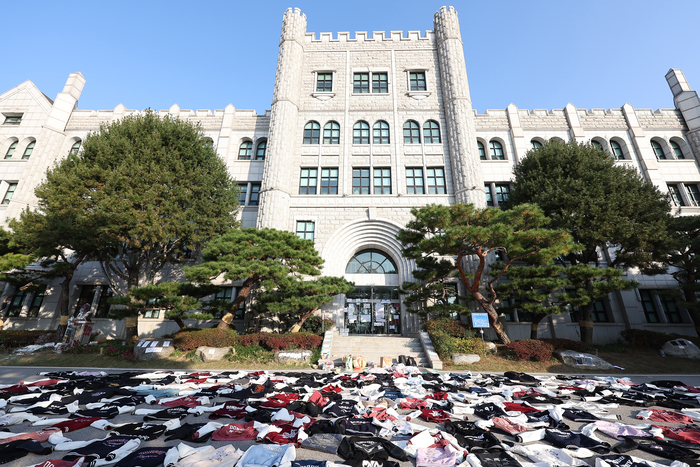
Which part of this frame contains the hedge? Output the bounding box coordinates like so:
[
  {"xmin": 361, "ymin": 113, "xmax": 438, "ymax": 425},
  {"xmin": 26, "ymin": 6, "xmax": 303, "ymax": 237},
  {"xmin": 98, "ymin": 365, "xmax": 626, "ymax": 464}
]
[
  {"xmin": 619, "ymin": 328, "xmax": 700, "ymax": 349},
  {"xmin": 0, "ymin": 330, "xmax": 56, "ymax": 349},
  {"xmin": 171, "ymin": 329, "xmax": 323, "ymax": 352},
  {"xmin": 237, "ymin": 332, "xmax": 323, "ymax": 351},
  {"xmin": 424, "ymin": 318, "xmax": 475, "ymax": 338},
  {"xmin": 172, "ymin": 328, "xmax": 238, "ymax": 351},
  {"xmin": 540, "ymin": 338, "xmax": 594, "ymax": 353},
  {"xmin": 505, "ymin": 339, "xmax": 554, "ymax": 362}
]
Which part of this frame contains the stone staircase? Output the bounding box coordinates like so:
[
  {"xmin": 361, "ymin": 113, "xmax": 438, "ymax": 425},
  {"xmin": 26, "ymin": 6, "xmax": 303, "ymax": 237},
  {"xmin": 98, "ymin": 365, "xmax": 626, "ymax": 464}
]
[{"xmin": 328, "ymin": 333, "xmax": 430, "ymax": 368}]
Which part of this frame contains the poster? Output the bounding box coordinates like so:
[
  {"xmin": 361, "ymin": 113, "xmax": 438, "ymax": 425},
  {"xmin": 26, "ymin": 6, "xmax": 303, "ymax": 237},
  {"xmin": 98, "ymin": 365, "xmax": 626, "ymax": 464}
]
[{"xmin": 360, "ymin": 314, "xmax": 371, "ymax": 323}]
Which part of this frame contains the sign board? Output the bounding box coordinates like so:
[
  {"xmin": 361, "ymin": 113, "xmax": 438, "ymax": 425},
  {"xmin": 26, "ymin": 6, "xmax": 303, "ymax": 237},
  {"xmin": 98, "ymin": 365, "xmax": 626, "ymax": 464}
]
[{"xmin": 471, "ymin": 313, "xmax": 490, "ymax": 328}]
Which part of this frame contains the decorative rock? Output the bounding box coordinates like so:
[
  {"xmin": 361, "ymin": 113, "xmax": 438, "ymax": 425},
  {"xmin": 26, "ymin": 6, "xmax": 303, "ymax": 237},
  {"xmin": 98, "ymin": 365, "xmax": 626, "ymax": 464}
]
[
  {"xmin": 484, "ymin": 342, "xmax": 497, "ymax": 351},
  {"xmin": 133, "ymin": 339, "xmax": 175, "ymax": 361},
  {"xmin": 452, "ymin": 353, "xmax": 481, "ymax": 364},
  {"xmin": 276, "ymin": 350, "xmax": 312, "ymax": 365},
  {"xmin": 662, "ymin": 339, "xmax": 700, "ymax": 359},
  {"xmin": 554, "ymin": 350, "xmax": 614, "ymax": 370},
  {"xmin": 197, "ymin": 346, "xmax": 231, "ymax": 363}
]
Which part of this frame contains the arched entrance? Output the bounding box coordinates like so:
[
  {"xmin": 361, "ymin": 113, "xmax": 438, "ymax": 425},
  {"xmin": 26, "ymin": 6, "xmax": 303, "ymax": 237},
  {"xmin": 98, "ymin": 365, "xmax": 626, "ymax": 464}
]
[{"xmin": 344, "ymin": 249, "xmax": 401, "ymax": 335}]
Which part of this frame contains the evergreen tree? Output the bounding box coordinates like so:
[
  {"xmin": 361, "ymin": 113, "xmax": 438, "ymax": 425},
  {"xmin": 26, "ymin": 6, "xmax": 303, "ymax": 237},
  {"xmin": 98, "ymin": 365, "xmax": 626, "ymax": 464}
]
[
  {"xmin": 400, "ymin": 256, "xmax": 469, "ymax": 320},
  {"xmin": 397, "ymin": 203, "xmax": 575, "ymax": 344},
  {"xmin": 184, "ymin": 228, "xmax": 328, "ymax": 330},
  {"xmin": 507, "ymin": 140, "xmax": 670, "ymax": 343},
  {"xmin": 35, "ymin": 110, "xmax": 239, "ymax": 339}
]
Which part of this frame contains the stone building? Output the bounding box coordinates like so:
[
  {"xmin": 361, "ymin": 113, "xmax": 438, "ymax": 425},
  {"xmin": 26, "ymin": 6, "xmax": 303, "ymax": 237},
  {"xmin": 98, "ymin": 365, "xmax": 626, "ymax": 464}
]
[{"xmin": 0, "ymin": 6, "xmax": 699, "ymax": 342}]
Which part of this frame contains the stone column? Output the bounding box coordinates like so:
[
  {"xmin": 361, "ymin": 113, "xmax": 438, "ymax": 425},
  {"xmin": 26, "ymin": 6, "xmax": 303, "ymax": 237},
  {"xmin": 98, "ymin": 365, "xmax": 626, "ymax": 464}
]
[
  {"xmin": 666, "ymin": 68, "xmax": 700, "ymax": 159},
  {"xmin": 433, "ymin": 6, "xmax": 486, "ymax": 207},
  {"xmin": 256, "ymin": 8, "xmax": 306, "ymax": 230}
]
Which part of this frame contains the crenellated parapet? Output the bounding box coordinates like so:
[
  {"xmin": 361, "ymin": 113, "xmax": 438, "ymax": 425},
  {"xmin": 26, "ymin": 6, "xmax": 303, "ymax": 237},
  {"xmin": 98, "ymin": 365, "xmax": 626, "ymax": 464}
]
[{"xmin": 304, "ymin": 30, "xmax": 435, "ymax": 43}]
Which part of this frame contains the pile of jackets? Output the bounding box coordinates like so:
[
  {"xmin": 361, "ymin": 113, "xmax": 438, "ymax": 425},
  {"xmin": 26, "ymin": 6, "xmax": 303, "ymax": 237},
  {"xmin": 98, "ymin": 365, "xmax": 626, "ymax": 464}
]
[{"xmin": 0, "ymin": 367, "xmax": 698, "ymax": 467}]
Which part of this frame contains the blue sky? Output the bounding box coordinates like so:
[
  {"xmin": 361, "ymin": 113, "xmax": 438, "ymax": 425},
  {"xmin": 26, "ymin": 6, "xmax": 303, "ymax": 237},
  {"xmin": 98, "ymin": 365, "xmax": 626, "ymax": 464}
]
[{"xmin": 4, "ymin": 1, "xmax": 699, "ymax": 114}]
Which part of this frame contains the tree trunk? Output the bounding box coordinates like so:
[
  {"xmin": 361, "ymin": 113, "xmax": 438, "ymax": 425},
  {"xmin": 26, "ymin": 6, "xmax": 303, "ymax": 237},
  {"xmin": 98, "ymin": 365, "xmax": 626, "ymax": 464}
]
[
  {"xmin": 55, "ymin": 255, "xmax": 85, "ymax": 342},
  {"xmin": 682, "ymin": 288, "xmax": 700, "ymax": 337},
  {"xmin": 530, "ymin": 313, "xmax": 546, "ymax": 340},
  {"xmin": 173, "ymin": 317, "xmax": 186, "ymax": 330},
  {"xmin": 217, "ymin": 275, "xmax": 258, "ymax": 330},
  {"xmin": 579, "ymin": 304, "xmax": 594, "ymax": 345},
  {"xmin": 289, "ymin": 309, "xmax": 317, "ymax": 333}
]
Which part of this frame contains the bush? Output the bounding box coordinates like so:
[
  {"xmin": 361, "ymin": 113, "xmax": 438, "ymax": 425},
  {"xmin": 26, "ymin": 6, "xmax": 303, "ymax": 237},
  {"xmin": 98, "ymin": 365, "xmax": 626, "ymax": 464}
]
[
  {"xmin": 505, "ymin": 339, "xmax": 554, "ymax": 361},
  {"xmin": 540, "ymin": 338, "xmax": 594, "ymax": 353},
  {"xmin": 619, "ymin": 329, "xmax": 700, "ymax": 349},
  {"xmin": 238, "ymin": 332, "xmax": 322, "ymax": 351},
  {"xmin": 299, "ymin": 315, "xmax": 334, "ymax": 335},
  {"xmin": 172, "ymin": 328, "xmax": 238, "ymax": 351},
  {"xmin": 0, "ymin": 330, "xmax": 56, "ymax": 349},
  {"xmin": 429, "ymin": 330, "xmax": 486, "ymax": 359},
  {"xmin": 424, "ymin": 318, "xmax": 476, "ymax": 338}
]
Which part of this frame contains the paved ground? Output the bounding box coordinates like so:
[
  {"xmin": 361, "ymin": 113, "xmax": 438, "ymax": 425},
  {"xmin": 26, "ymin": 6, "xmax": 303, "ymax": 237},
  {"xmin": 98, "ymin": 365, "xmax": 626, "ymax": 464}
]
[{"xmin": 0, "ymin": 367, "xmax": 698, "ymax": 467}]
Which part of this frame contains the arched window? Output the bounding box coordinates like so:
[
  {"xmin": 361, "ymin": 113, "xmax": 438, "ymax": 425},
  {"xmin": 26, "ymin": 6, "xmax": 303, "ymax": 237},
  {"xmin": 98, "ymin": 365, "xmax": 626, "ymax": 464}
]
[
  {"xmin": 345, "ymin": 249, "xmax": 398, "ymax": 274},
  {"xmin": 671, "ymin": 140, "xmax": 685, "ymax": 159},
  {"xmin": 303, "ymin": 121, "xmax": 320, "ymax": 144},
  {"xmin": 403, "ymin": 121, "xmax": 420, "ymax": 144},
  {"xmin": 255, "ymin": 140, "xmax": 267, "ymax": 160},
  {"xmin": 238, "ymin": 141, "xmax": 253, "ymax": 160},
  {"xmin": 323, "ymin": 122, "xmax": 340, "ymax": 145},
  {"xmin": 373, "ymin": 121, "xmax": 390, "ymax": 144},
  {"xmin": 489, "ymin": 140, "xmax": 504, "ymax": 160},
  {"xmin": 69, "ymin": 140, "xmax": 81, "ymax": 156},
  {"xmin": 651, "ymin": 140, "xmax": 666, "ymax": 160},
  {"xmin": 592, "ymin": 140, "xmax": 602, "ymax": 150},
  {"xmin": 477, "ymin": 141, "xmax": 486, "ymax": 160},
  {"xmin": 202, "ymin": 137, "xmax": 214, "ymax": 148},
  {"xmin": 22, "ymin": 141, "xmax": 35, "ymax": 160},
  {"xmin": 353, "ymin": 121, "xmax": 370, "ymax": 144},
  {"xmin": 610, "ymin": 140, "xmax": 624, "ymax": 160},
  {"xmin": 531, "ymin": 140, "xmax": 543, "ymax": 149},
  {"xmin": 423, "ymin": 120, "xmax": 441, "ymax": 144},
  {"xmin": 4, "ymin": 141, "xmax": 17, "ymax": 160}
]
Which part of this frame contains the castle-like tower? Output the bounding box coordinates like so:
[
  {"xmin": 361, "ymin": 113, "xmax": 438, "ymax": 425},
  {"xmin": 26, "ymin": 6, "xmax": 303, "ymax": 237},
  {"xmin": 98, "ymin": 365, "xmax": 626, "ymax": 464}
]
[{"xmin": 434, "ymin": 6, "xmax": 486, "ymax": 206}]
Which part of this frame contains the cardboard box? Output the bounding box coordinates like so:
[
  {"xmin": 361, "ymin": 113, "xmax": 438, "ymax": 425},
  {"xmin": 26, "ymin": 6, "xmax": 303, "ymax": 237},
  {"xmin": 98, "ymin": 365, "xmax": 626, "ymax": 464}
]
[{"xmin": 380, "ymin": 357, "xmax": 392, "ymax": 368}]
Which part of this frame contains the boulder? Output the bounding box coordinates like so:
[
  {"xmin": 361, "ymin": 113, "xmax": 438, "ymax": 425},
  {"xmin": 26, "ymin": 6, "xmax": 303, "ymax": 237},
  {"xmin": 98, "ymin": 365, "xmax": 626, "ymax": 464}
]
[
  {"xmin": 554, "ymin": 350, "xmax": 614, "ymax": 370},
  {"xmin": 484, "ymin": 342, "xmax": 497, "ymax": 351},
  {"xmin": 452, "ymin": 353, "xmax": 481, "ymax": 364},
  {"xmin": 276, "ymin": 350, "xmax": 313, "ymax": 365},
  {"xmin": 662, "ymin": 339, "xmax": 700, "ymax": 359},
  {"xmin": 134, "ymin": 339, "xmax": 175, "ymax": 361},
  {"xmin": 197, "ymin": 346, "xmax": 231, "ymax": 363}
]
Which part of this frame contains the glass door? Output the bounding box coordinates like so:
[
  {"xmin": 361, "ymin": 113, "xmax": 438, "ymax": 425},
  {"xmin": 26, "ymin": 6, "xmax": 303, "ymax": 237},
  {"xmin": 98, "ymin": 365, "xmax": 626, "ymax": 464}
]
[{"xmin": 345, "ymin": 286, "xmax": 401, "ymax": 335}]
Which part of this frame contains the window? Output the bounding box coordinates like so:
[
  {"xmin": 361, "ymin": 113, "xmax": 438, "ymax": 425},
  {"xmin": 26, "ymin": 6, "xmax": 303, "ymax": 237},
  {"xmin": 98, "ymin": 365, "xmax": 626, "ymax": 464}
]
[
  {"xmin": 27, "ymin": 286, "xmax": 46, "ymax": 317},
  {"xmin": 373, "ymin": 168, "xmax": 391, "ymax": 194},
  {"xmin": 353, "ymin": 73, "xmax": 369, "ymax": 93},
  {"xmin": 232, "ymin": 289, "xmax": 246, "ymax": 320},
  {"xmin": 423, "ymin": 121, "xmax": 441, "ymax": 144},
  {"xmin": 303, "ymin": 121, "xmax": 320, "ymax": 144},
  {"xmin": 651, "ymin": 140, "xmax": 666, "ymax": 160},
  {"xmin": 73, "ymin": 286, "xmax": 97, "ymax": 317},
  {"xmin": 73, "ymin": 285, "xmax": 112, "ymax": 318},
  {"xmin": 373, "ymin": 121, "xmax": 390, "ymax": 144},
  {"xmin": 489, "ymin": 141, "xmax": 504, "ymax": 160},
  {"xmin": 215, "ymin": 287, "xmax": 233, "ymax": 302},
  {"xmin": 69, "ymin": 140, "xmax": 81, "ymax": 156},
  {"xmin": 686, "ymin": 184, "xmax": 700, "ymax": 206},
  {"xmin": 592, "ymin": 140, "xmax": 602, "ymax": 149},
  {"xmin": 668, "ymin": 184, "xmax": 685, "ymax": 206},
  {"xmin": 249, "ymin": 183, "xmax": 260, "ymax": 206},
  {"xmin": 238, "ymin": 184, "xmax": 248, "ymax": 205},
  {"xmin": 296, "ymin": 221, "xmax": 315, "ymax": 241},
  {"xmin": 22, "ymin": 141, "xmax": 34, "ymax": 160},
  {"xmin": 346, "ymin": 249, "xmax": 398, "ymax": 274},
  {"xmin": 7, "ymin": 289, "xmax": 28, "ymax": 317},
  {"xmin": 323, "ymin": 122, "xmax": 340, "ymax": 145},
  {"xmin": 671, "ymin": 141, "xmax": 685, "ymax": 159},
  {"xmin": 610, "ymin": 140, "xmax": 624, "ymax": 160},
  {"xmin": 495, "ymin": 184, "xmax": 510, "ymax": 204},
  {"xmin": 372, "ymin": 73, "xmax": 388, "ymax": 93},
  {"xmin": 659, "ymin": 294, "xmax": 682, "ymax": 323},
  {"xmin": 406, "ymin": 168, "xmax": 424, "ymax": 194},
  {"xmin": 352, "ymin": 168, "xmax": 370, "ymax": 195},
  {"xmin": 255, "ymin": 140, "xmax": 267, "ymax": 160},
  {"xmin": 569, "ymin": 299, "xmax": 608, "ymax": 323},
  {"xmin": 531, "ymin": 140, "xmax": 543, "ymax": 149},
  {"xmin": 403, "ymin": 121, "xmax": 420, "ymax": 144},
  {"xmin": 238, "ymin": 141, "xmax": 252, "ymax": 160},
  {"xmin": 3, "ymin": 115, "xmax": 21, "ymax": 125},
  {"xmin": 478, "ymin": 141, "xmax": 486, "ymax": 160},
  {"xmin": 486, "ymin": 185, "xmax": 493, "ymax": 207},
  {"xmin": 639, "ymin": 290, "xmax": 659, "ymax": 323},
  {"xmin": 316, "ymin": 73, "xmax": 333, "ymax": 92},
  {"xmin": 299, "ymin": 168, "xmax": 318, "ymax": 195},
  {"xmin": 409, "ymin": 71, "xmax": 426, "ymax": 91},
  {"xmin": 320, "ymin": 168, "xmax": 338, "ymax": 194},
  {"xmin": 353, "ymin": 121, "xmax": 370, "ymax": 144},
  {"xmin": 640, "ymin": 289, "xmax": 682, "ymax": 324},
  {"xmin": 4, "ymin": 141, "xmax": 17, "ymax": 159},
  {"xmin": 2, "ymin": 183, "xmax": 17, "ymax": 205},
  {"xmin": 427, "ymin": 167, "xmax": 446, "ymax": 194}
]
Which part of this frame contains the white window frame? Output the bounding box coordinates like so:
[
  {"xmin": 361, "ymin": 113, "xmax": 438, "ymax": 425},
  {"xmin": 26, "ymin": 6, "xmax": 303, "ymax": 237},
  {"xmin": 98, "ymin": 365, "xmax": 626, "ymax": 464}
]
[
  {"xmin": 312, "ymin": 70, "xmax": 336, "ymax": 100},
  {"xmin": 404, "ymin": 68, "xmax": 431, "ymax": 99},
  {"xmin": 351, "ymin": 68, "xmax": 391, "ymax": 96}
]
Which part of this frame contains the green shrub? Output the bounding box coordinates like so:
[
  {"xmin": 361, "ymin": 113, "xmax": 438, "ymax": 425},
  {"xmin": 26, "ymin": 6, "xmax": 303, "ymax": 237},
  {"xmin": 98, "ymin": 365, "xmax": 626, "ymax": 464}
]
[
  {"xmin": 424, "ymin": 318, "xmax": 475, "ymax": 338},
  {"xmin": 619, "ymin": 329, "xmax": 700, "ymax": 349},
  {"xmin": 228, "ymin": 345, "xmax": 274, "ymax": 363},
  {"xmin": 0, "ymin": 330, "xmax": 56, "ymax": 349},
  {"xmin": 299, "ymin": 315, "xmax": 334, "ymax": 335},
  {"xmin": 429, "ymin": 330, "xmax": 485, "ymax": 359},
  {"xmin": 505, "ymin": 339, "xmax": 554, "ymax": 361},
  {"xmin": 540, "ymin": 338, "xmax": 594, "ymax": 353},
  {"xmin": 172, "ymin": 328, "xmax": 238, "ymax": 351}
]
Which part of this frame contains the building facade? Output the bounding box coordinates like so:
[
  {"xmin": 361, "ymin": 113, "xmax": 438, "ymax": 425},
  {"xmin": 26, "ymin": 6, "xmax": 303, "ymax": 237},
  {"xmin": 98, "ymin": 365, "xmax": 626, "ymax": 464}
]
[{"xmin": 1, "ymin": 7, "xmax": 699, "ymax": 342}]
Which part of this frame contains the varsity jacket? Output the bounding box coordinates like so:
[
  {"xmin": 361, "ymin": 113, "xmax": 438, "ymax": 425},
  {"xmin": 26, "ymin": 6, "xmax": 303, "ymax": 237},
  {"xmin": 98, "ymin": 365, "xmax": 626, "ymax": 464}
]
[
  {"xmin": 443, "ymin": 421, "xmax": 502, "ymax": 452},
  {"xmin": 60, "ymin": 436, "xmax": 141, "ymax": 467},
  {"xmin": 416, "ymin": 447, "xmax": 458, "ymax": 467},
  {"xmin": 335, "ymin": 418, "xmax": 380, "ymax": 437},
  {"xmin": 299, "ymin": 433, "xmax": 344, "ymax": 455},
  {"xmin": 31, "ymin": 457, "xmax": 86, "ymax": 467},
  {"xmin": 211, "ymin": 421, "xmax": 259, "ymax": 441},
  {"xmin": 170, "ymin": 444, "xmax": 243, "ymax": 467},
  {"xmin": 337, "ymin": 436, "xmax": 408, "ymax": 462},
  {"xmin": 236, "ymin": 444, "xmax": 296, "ymax": 467},
  {"xmin": 113, "ymin": 447, "xmax": 170, "ymax": 467},
  {"xmin": 110, "ymin": 422, "xmax": 167, "ymax": 440},
  {"xmin": 544, "ymin": 429, "xmax": 611, "ymax": 455},
  {"xmin": 465, "ymin": 451, "xmax": 524, "ymax": 467}
]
